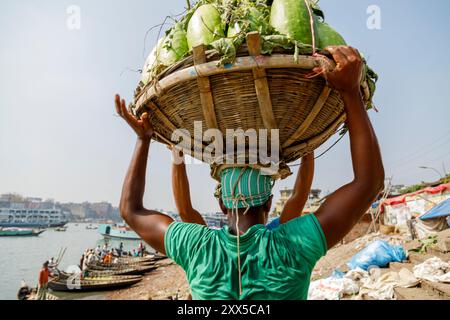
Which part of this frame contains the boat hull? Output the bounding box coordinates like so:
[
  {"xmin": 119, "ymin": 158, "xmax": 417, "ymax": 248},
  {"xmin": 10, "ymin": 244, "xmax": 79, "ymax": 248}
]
[
  {"xmin": 98, "ymin": 224, "xmax": 141, "ymax": 240},
  {"xmin": 48, "ymin": 277, "xmax": 142, "ymax": 292},
  {"xmin": 0, "ymin": 229, "xmax": 45, "ymax": 237},
  {"xmin": 0, "ymin": 222, "xmax": 66, "ymax": 228}
]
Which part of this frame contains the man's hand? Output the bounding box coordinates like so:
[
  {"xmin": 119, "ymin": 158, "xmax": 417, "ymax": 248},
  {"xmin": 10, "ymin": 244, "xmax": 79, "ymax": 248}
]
[
  {"xmin": 315, "ymin": 46, "xmax": 364, "ymax": 96},
  {"xmin": 115, "ymin": 94, "xmax": 154, "ymax": 140},
  {"xmin": 168, "ymin": 145, "xmax": 185, "ymax": 165}
]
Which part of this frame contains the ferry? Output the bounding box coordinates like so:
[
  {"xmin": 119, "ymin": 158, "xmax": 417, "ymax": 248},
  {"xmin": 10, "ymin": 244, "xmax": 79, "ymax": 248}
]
[{"xmin": 0, "ymin": 198, "xmax": 68, "ymax": 228}]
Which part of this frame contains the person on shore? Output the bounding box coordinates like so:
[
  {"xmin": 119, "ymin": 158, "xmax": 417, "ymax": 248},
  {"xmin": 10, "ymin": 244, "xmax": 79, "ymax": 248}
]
[
  {"xmin": 36, "ymin": 261, "xmax": 49, "ymax": 300},
  {"xmin": 115, "ymin": 46, "xmax": 385, "ymax": 300},
  {"xmin": 170, "ymin": 147, "xmax": 314, "ymax": 230}
]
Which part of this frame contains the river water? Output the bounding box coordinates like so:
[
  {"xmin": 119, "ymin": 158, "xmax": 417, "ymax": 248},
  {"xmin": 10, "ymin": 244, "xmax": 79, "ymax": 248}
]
[{"xmin": 0, "ymin": 223, "xmax": 146, "ymax": 300}]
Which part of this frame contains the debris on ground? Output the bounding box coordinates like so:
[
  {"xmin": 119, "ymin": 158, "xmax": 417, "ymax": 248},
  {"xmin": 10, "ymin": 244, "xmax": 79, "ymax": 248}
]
[{"xmin": 311, "ymin": 228, "xmax": 450, "ymax": 300}]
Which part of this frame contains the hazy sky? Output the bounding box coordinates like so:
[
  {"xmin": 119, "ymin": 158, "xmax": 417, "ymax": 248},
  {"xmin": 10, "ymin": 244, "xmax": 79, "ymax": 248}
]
[{"xmin": 1, "ymin": 0, "xmax": 449, "ymax": 213}]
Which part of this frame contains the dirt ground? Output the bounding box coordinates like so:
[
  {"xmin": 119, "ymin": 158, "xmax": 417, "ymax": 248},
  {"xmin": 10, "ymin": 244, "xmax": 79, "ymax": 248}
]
[
  {"xmin": 106, "ymin": 259, "xmax": 190, "ymax": 300},
  {"xmin": 105, "ymin": 228, "xmax": 450, "ymax": 300}
]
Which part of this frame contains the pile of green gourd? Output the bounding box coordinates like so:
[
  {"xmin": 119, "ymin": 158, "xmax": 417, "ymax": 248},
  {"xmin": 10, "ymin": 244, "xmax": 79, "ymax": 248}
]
[{"xmin": 139, "ymin": 0, "xmax": 377, "ymax": 108}]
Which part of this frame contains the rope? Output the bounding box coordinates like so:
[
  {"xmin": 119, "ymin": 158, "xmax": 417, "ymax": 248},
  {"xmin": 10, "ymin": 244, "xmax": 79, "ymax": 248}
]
[
  {"xmin": 290, "ymin": 128, "xmax": 347, "ymax": 167},
  {"xmin": 230, "ymin": 167, "xmax": 251, "ymax": 297}
]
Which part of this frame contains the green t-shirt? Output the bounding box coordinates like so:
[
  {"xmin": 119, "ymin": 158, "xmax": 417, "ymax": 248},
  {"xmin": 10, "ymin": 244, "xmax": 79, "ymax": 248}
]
[{"xmin": 165, "ymin": 214, "xmax": 328, "ymax": 300}]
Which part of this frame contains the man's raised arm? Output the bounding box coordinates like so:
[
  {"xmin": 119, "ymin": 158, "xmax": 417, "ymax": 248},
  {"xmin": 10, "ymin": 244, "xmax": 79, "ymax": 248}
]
[
  {"xmin": 115, "ymin": 95, "xmax": 173, "ymax": 254},
  {"xmin": 279, "ymin": 152, "xmax": 315, "ymax": 224},
  {"xmin": 314, "ymin": 46, "xmax": 385, "ymax": 249},
  {"xmin": 171, "ymin": 148, "xmax": 207, "ymax": 226}
]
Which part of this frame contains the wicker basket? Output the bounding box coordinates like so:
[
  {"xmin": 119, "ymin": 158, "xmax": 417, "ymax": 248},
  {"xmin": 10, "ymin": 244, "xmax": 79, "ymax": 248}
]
[{"xmin": 133, "ymin": 32, "xmax": 371, "ymax": 180}]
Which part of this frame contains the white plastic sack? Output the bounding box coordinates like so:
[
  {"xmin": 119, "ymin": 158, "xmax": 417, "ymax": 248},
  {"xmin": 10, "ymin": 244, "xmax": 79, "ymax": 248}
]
[
  {"xmin": 413, "ymin": 257, "xmax": 450, "ymax": 283},
  {"xmin": 308, "ymin": 277, "xmax": 359, "ymax": 300}
]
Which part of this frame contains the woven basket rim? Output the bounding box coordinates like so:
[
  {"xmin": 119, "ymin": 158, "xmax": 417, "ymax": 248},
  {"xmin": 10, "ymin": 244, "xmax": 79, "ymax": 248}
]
[{"xmin": 134, "ymin": 50, "xmax": 346, "ymax": 112}]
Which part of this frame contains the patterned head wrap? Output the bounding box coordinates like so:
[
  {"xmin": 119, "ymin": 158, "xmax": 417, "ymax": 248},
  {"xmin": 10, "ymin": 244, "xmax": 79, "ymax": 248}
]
[{"xmin": 219, "ymin": 167, "xmax": 274, "ymax": 210}]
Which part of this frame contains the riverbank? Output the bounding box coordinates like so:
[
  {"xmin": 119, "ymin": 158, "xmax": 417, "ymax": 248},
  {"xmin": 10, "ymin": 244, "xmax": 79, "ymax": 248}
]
[
  {"xmin": 104, "ymin": 229, "xmax": 450, "ymax": 301},
  {"xmin": 106, "ymin": 259, "xmax": 190, "ymax": 300}
]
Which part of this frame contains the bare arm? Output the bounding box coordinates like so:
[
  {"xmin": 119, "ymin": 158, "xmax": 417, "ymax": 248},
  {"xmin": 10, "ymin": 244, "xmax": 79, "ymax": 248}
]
[
  {"xmin": 115, "ymin": 95, "xmax": 173, "ymax": 254},
  {"xmin": 313, "ymin": 47, "xmax": 385, "ymax": 249},
  {"xmin": 279, "ymin": 152, "xmax": 315, "ymax": 224},
  {"xmin": 171, "ymin": 148, "xmax": 207, "ymax": 225}
]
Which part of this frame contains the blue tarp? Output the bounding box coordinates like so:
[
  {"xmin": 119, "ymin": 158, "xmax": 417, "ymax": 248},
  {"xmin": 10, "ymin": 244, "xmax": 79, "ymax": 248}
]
[
  {"xmin": 347, "ymin": 240, "xmax": 407, "ymax": 271},
  {"xmin": 419, "ymin": 198, "xmax": 450, "ymax": 221}
]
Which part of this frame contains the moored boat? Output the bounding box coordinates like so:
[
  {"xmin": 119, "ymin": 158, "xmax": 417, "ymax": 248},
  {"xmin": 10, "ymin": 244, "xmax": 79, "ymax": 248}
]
[
  {"xmin": 0, "ymin": 227, "xmax": 45, "ymax": 237},
  {"xmin": 59, "ymin": 265, "xmax": 157, "ymax": 278},
  {"xmin": 98, "ymin": 223, "xmax": 140, "ymax": 240},
  {"xmin": 117, "ymin": 256, "xmax": 155, "ymax": 263},
  {"xmin": 87, "ymin": 260, "xmax": 155, "ymax": 271},
  {"xmin": 48, "ymin": 276, "xmax": 142, "ymax": 292}
]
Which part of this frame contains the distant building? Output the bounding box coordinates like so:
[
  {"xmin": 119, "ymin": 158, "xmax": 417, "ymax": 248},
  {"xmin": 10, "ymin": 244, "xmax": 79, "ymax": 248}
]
[
  {"xmin": 390, "ymin": 184, "xmax": 406, "ymax": 196},
  {"xmin": 273, "ymin": 188, "xmax": 293, "ymax": 216},
  {"xmin": 272, "ymin": 188, "xmax": 322, "ymax": 216}
]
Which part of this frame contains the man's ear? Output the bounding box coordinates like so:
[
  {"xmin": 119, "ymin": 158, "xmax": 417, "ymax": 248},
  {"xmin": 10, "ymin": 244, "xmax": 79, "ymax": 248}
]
[
  {"xmin": 219, "ymin": 199, "xmax": 228, "ymax": 215},
  {"xmin": 264, "ymin": 195, "xmax": 273, "ymax": 212}
]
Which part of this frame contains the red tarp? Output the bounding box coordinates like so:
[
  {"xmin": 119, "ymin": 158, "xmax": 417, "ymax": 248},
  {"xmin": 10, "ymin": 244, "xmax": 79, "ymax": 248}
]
[{"xmin": 381, "ymin": 183, "xmax": 450, "ymax": 210}]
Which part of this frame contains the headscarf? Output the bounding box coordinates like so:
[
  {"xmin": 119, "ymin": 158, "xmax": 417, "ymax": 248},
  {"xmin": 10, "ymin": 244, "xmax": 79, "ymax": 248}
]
[{"xmin": 220, "ymin": 167, "xmax": 274, "ymax": 209}]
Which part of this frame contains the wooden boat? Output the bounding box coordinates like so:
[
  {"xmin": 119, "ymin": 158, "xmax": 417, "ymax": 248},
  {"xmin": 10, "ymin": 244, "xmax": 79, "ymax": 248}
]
[
  {"xmin": 25, "ymin": 292, "xmax": 60, "ymax": 300},
  {"xmin": 117, "ymin": 255, "xmax": 159, "ymax": 263},
  {"xmin": 59, "ymin": 266, "xmax": 157, "ymax": 279},
  {"xmin": 57, "ymin": 274, "xmax": 142, "ymax": 282},
  {"xmin": 17, "ymin": 284, "xmax": 59, "ymax": 300},
  {"xmin": 87, "ymin": 261, "xmax": 155, "ymax": 272},
  {"xmin": 87, "ymin": 260, "xmax": 155, "ymax": 270},
  {"xmin": 48, "ymin": 276, "xmax": 142, "ymax": 292},
  {"xmin": 90, "ymin": 266, "xmax": 157, "ymax": 276}
]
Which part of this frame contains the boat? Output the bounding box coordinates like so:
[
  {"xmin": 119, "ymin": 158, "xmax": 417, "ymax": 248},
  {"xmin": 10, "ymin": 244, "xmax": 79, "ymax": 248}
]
[
  {"xmin": 88, "ymin": 266, "xmax": 157, "ymax": 276},
  {"xmin": 86, "ymin": 224, "xmax": 98, "ymax": 230},
  {"xmin": 55, "ymin": 226, "xmax": 67, "ymax": 232},
  {"xmin": 48, "ymin": 276, "xmax": 142, "ymax": 292},
  {"xmin": 0, "ymin": 227, "xmax": 45, "ymax": 237},
  {"xmin": 59, "ymin": 265, "xmax": 157, "ymax": 278},
  {"xmin": 0, "ymin": 198, "xmax": 68, "ymax": 228},
  {"xmin": 17, "ymin": 281, "xmax": 59, "ymax": 300},
  {"xmin": 87, "ymin": 260, "xmax": 155, "ymax": 271},
  {"xmin": 98, "ymin": 223, "xmax": 141, "ymax": 240},
  {"xmin": 117, "ymin": 255, "xmax": 156, "ymax": 263}
]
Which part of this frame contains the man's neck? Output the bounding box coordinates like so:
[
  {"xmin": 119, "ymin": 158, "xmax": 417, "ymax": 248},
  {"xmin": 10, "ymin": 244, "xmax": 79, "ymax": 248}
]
[{"xmin": 226, "ymin": 211, "xmax": 266, "ymax": 235}]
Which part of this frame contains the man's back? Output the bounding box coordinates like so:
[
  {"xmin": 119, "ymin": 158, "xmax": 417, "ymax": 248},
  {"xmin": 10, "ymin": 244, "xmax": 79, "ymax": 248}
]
[
  {"xmin": 39, "ymin": 268, "xmax": 49, "ymax": 285},
  {"xmin": 165, "ymin": 214, "xmax": 327, "ymax": 300}
]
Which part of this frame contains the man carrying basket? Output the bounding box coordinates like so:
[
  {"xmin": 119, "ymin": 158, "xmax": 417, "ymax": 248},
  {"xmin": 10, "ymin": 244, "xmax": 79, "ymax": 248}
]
[{"xmin": 114, "ymin": 46, "xmax": 384, "ymax": 300}]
